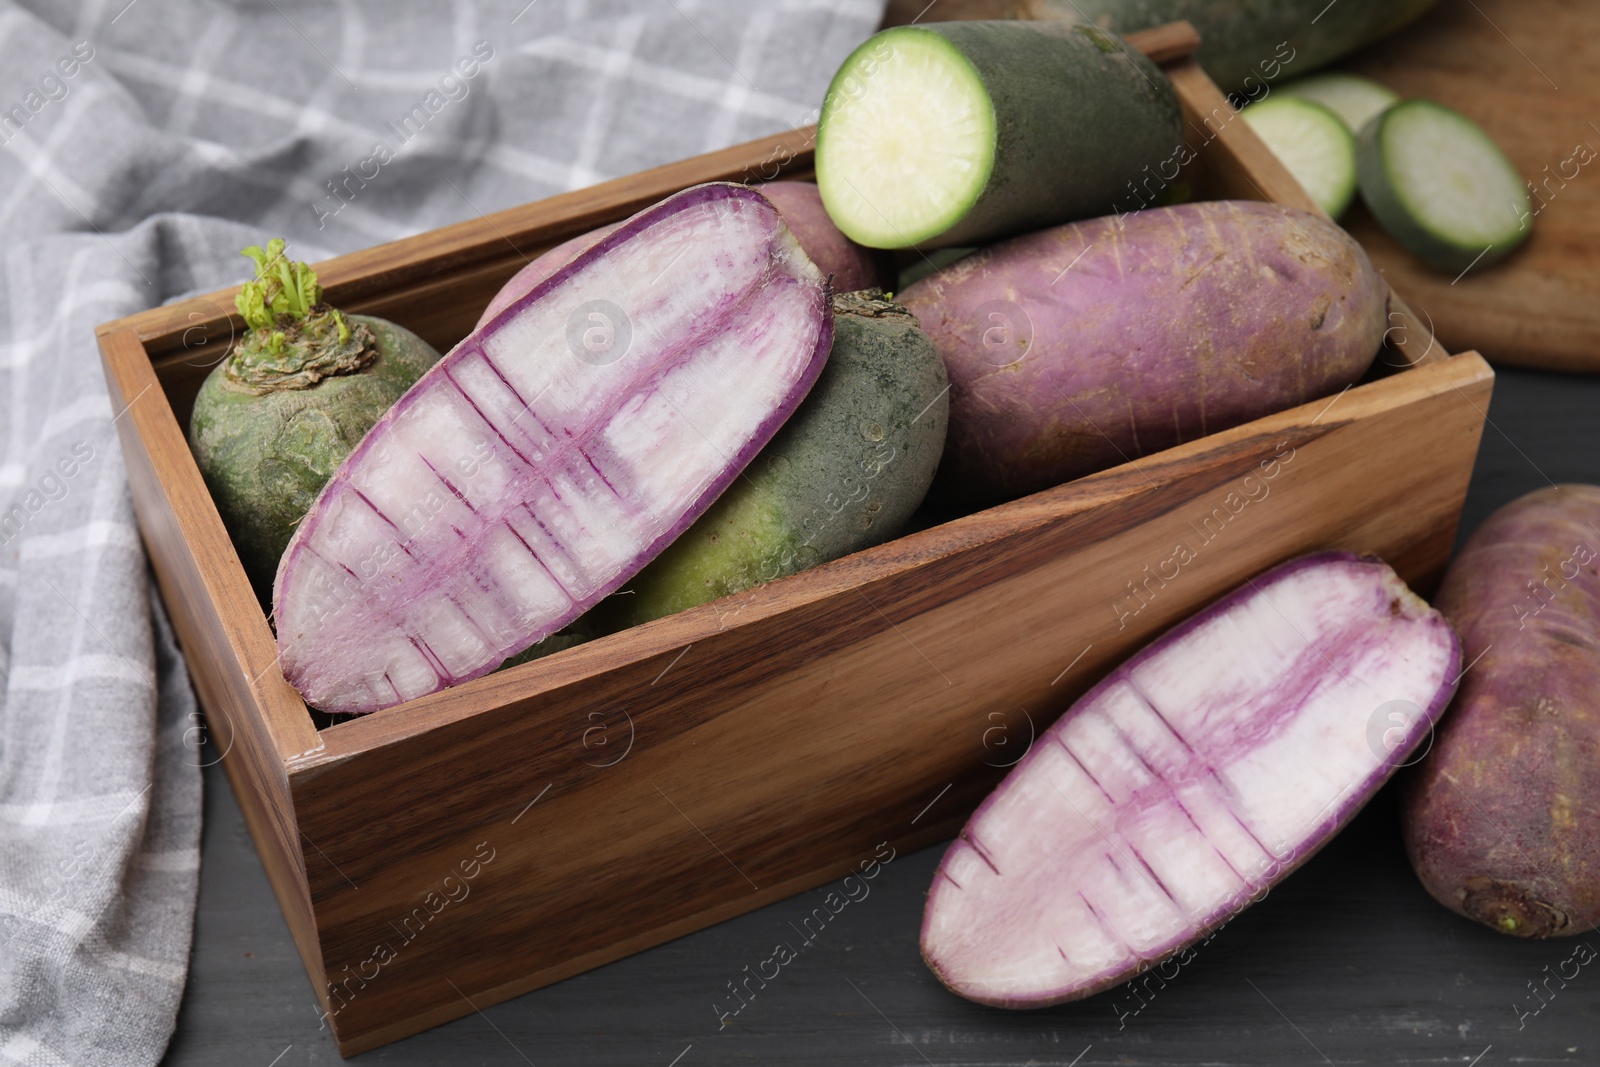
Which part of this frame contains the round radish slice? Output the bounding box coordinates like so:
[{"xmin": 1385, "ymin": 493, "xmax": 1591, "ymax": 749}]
[
  {"xmin": 1356, "ymin": 99, "xmax": 1531, "ymax": 274},
  {"xmin": 1243, "ymin": 96, "xmax": 1358, "ymax": 218}
]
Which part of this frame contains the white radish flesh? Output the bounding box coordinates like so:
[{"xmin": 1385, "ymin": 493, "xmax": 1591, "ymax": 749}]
[
  {"xmin": 1242, "ymin": 96, "xmax": 1358, "ymax": 218},
  {"xmin": 922, "ymin": 552, "xmax": 1460, "ymax": 1006},
  {"xmin": 273, "ymin": 183, "xmax": 833, "ymax": 713}
]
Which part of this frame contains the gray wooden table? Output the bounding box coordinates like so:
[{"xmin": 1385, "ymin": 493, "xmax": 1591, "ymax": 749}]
[{"xmin": 161, "ymin": 362, "xmax": 1600, "ymax": 1065}]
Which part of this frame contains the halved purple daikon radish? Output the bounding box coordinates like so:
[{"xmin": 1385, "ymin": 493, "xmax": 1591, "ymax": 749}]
[
  {"xmin": 921, "ymin": 552, "xmax": 1460, "ymax": 1007},
  {"xmin": 272, "ymin": 183, "xmax": 832, "ymax": 713}
]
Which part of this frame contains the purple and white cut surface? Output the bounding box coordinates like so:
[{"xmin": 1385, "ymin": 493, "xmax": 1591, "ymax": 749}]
[
  {"xmin": 921, "ymin": 552, "xmax": 1460, "ymax": 1007},
  {"xmin": 273, "ymin": 183, "xmax": 832, "ymax": 713}
]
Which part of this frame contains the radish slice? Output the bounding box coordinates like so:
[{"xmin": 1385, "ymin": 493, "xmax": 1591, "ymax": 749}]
[
  {"xmin": 1279, "ymin": 73, "xmax": 1399, "ymax": 136},
  {"xmin": 273, "ymin": 183, "xmax": 833, "ymax": 713},
  {"xmin": 1356, "ymin": 100, "xmax": 1531, "ymax": 274},
  {"xmin": 1242, "ymin": 96, "xmax": 1358, "ymax": 218},
  {"xmin": 921, "ymin": 552, "xmax": 1460, "ymax": 1007}
]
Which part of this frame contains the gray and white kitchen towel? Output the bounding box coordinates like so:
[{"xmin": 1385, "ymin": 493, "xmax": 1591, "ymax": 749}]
[{"xmin": 0, "ymin": 1, "xmax": 881, "ymax": 1063}]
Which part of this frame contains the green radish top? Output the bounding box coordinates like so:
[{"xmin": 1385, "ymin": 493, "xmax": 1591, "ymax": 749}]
[
  {"xmin": 189, "ymin": 238, "xmax": 441, "ymax": 601},
  {"xmin": 225, "ymin": 238, "xmax": 377, "ymax": 394}
]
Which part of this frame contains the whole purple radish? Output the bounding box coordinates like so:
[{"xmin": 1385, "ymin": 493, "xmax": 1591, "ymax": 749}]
[
  {"xmin": 474, "ymin": 181, "xmax": 880, "ymax": 329},
  {"xmin": 922, "ymin": 552, "xmax": 1459, "ymax": 1007},
  {"xmin": 1404, "ymin": 485, "xmax": 1600, "ymax": 937},
  {"xmin": 900, "ymin": 200, "xmax": 1388, "ymax": 502},
  {"xmin": 273, "ymin": 182, "xmax": 833, "ymax": 713}
]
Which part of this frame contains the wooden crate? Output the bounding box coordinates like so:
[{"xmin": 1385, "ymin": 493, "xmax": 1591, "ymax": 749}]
[{"xmin": 95, "ymin": 25, "xmax": 1493, "ymax": 1057}]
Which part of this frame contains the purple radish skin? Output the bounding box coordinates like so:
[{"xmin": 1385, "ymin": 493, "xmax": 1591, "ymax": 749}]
[
  {"xmin": 474, "ymin": 181, "xmax": 880, "ymax": 330},
  {"xmin": 921, "ymin": 551, "xmax": 1460, "ymax": 1007},
  {"xmin": 273, "ymin": 182, "xmax": 832, "ymax": 713},
  {"xmin": 1404, "ymin": 484, "xmax": 1600, "ymax": 937},
  {"xmin": 900, "ymin": 200, "xmax": 1388, "ymax": 503}
]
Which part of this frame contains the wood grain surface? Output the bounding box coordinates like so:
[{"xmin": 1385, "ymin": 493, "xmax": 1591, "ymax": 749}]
[
  {"xmin": 1341, "ymin": 0, "xmax": 1600, "ymax": 374},
  {"xmin": 97, "ymin": 328, "xmax": 327, "ymax": 992}
]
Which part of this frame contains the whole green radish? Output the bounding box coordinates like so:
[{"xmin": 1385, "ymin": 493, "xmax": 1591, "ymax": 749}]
[
  {"xmin": 599, "ymin": 291, "xmax": 948, "ymax": 630},
  {"xmin": 190, "ymin": 239, "xmax": 441, "ymax": 597},
  {"xmin": 1404, "ymin": 485, "xmax": 1600, "ymax": 938}
]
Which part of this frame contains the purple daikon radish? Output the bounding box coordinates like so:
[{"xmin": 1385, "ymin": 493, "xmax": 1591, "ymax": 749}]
[
  {"xmin": 921, "ymin": 552, "xmax": 1460, "ymax": 1007},
  {"xmin": 273, "ymin": 183, "xmax": 832, "ymax": 713}
]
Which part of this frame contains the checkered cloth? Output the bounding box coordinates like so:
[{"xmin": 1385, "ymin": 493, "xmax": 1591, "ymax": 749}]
[{"xmin": 0, "ymin": 1, "xmax": 881, "ymax": 1063}]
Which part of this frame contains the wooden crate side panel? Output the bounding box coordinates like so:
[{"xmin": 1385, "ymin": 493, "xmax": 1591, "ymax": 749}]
[
  {"xmin": 292, "ymin": 355, "xmax": 1491, "ymax": 1049},
  {"xmin": 96, "ymin": 330, "xmax": 318, "ymax": 761},
  {"xmin": 213, "ymin": 741, "xmax": 334, "ymax": 1019},
  {"xmin": 326, "ymin": 812, "xmax": 973, "ymax": 1057},
  {"xmin": 95, "ymin": 329, "xmax": 328, "ymax": 988}
]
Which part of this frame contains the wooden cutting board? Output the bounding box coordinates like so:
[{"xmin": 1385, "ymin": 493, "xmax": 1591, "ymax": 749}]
[{"xmin": 1315, "ymin": 0, "xmax": 1599, "ymax": 373}]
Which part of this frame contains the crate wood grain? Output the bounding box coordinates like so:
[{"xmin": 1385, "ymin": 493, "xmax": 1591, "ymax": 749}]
[{"xmin": 95, "ymin": 27, "xmax": 1493, "ymax": 1057}]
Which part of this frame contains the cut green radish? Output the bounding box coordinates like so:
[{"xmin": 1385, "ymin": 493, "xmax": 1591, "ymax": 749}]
[
  {"xmin": 1278, "ymin": 73, "xmax": 1399, "ymax": 135},
  {"xmin": 819, "ymin": 30, "xmax": 994, "ymax": 249},
  {"xmin": 815, "ymin": 21, "xmax": 1182, "ymax": 249},
  {"xmin": 1242, "ymin": 96, "xmax": 1358, "ymax": 218},
  {"xmin": 1357, "ymin": 99, "xmax": 1531, "ymax": 274}
]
